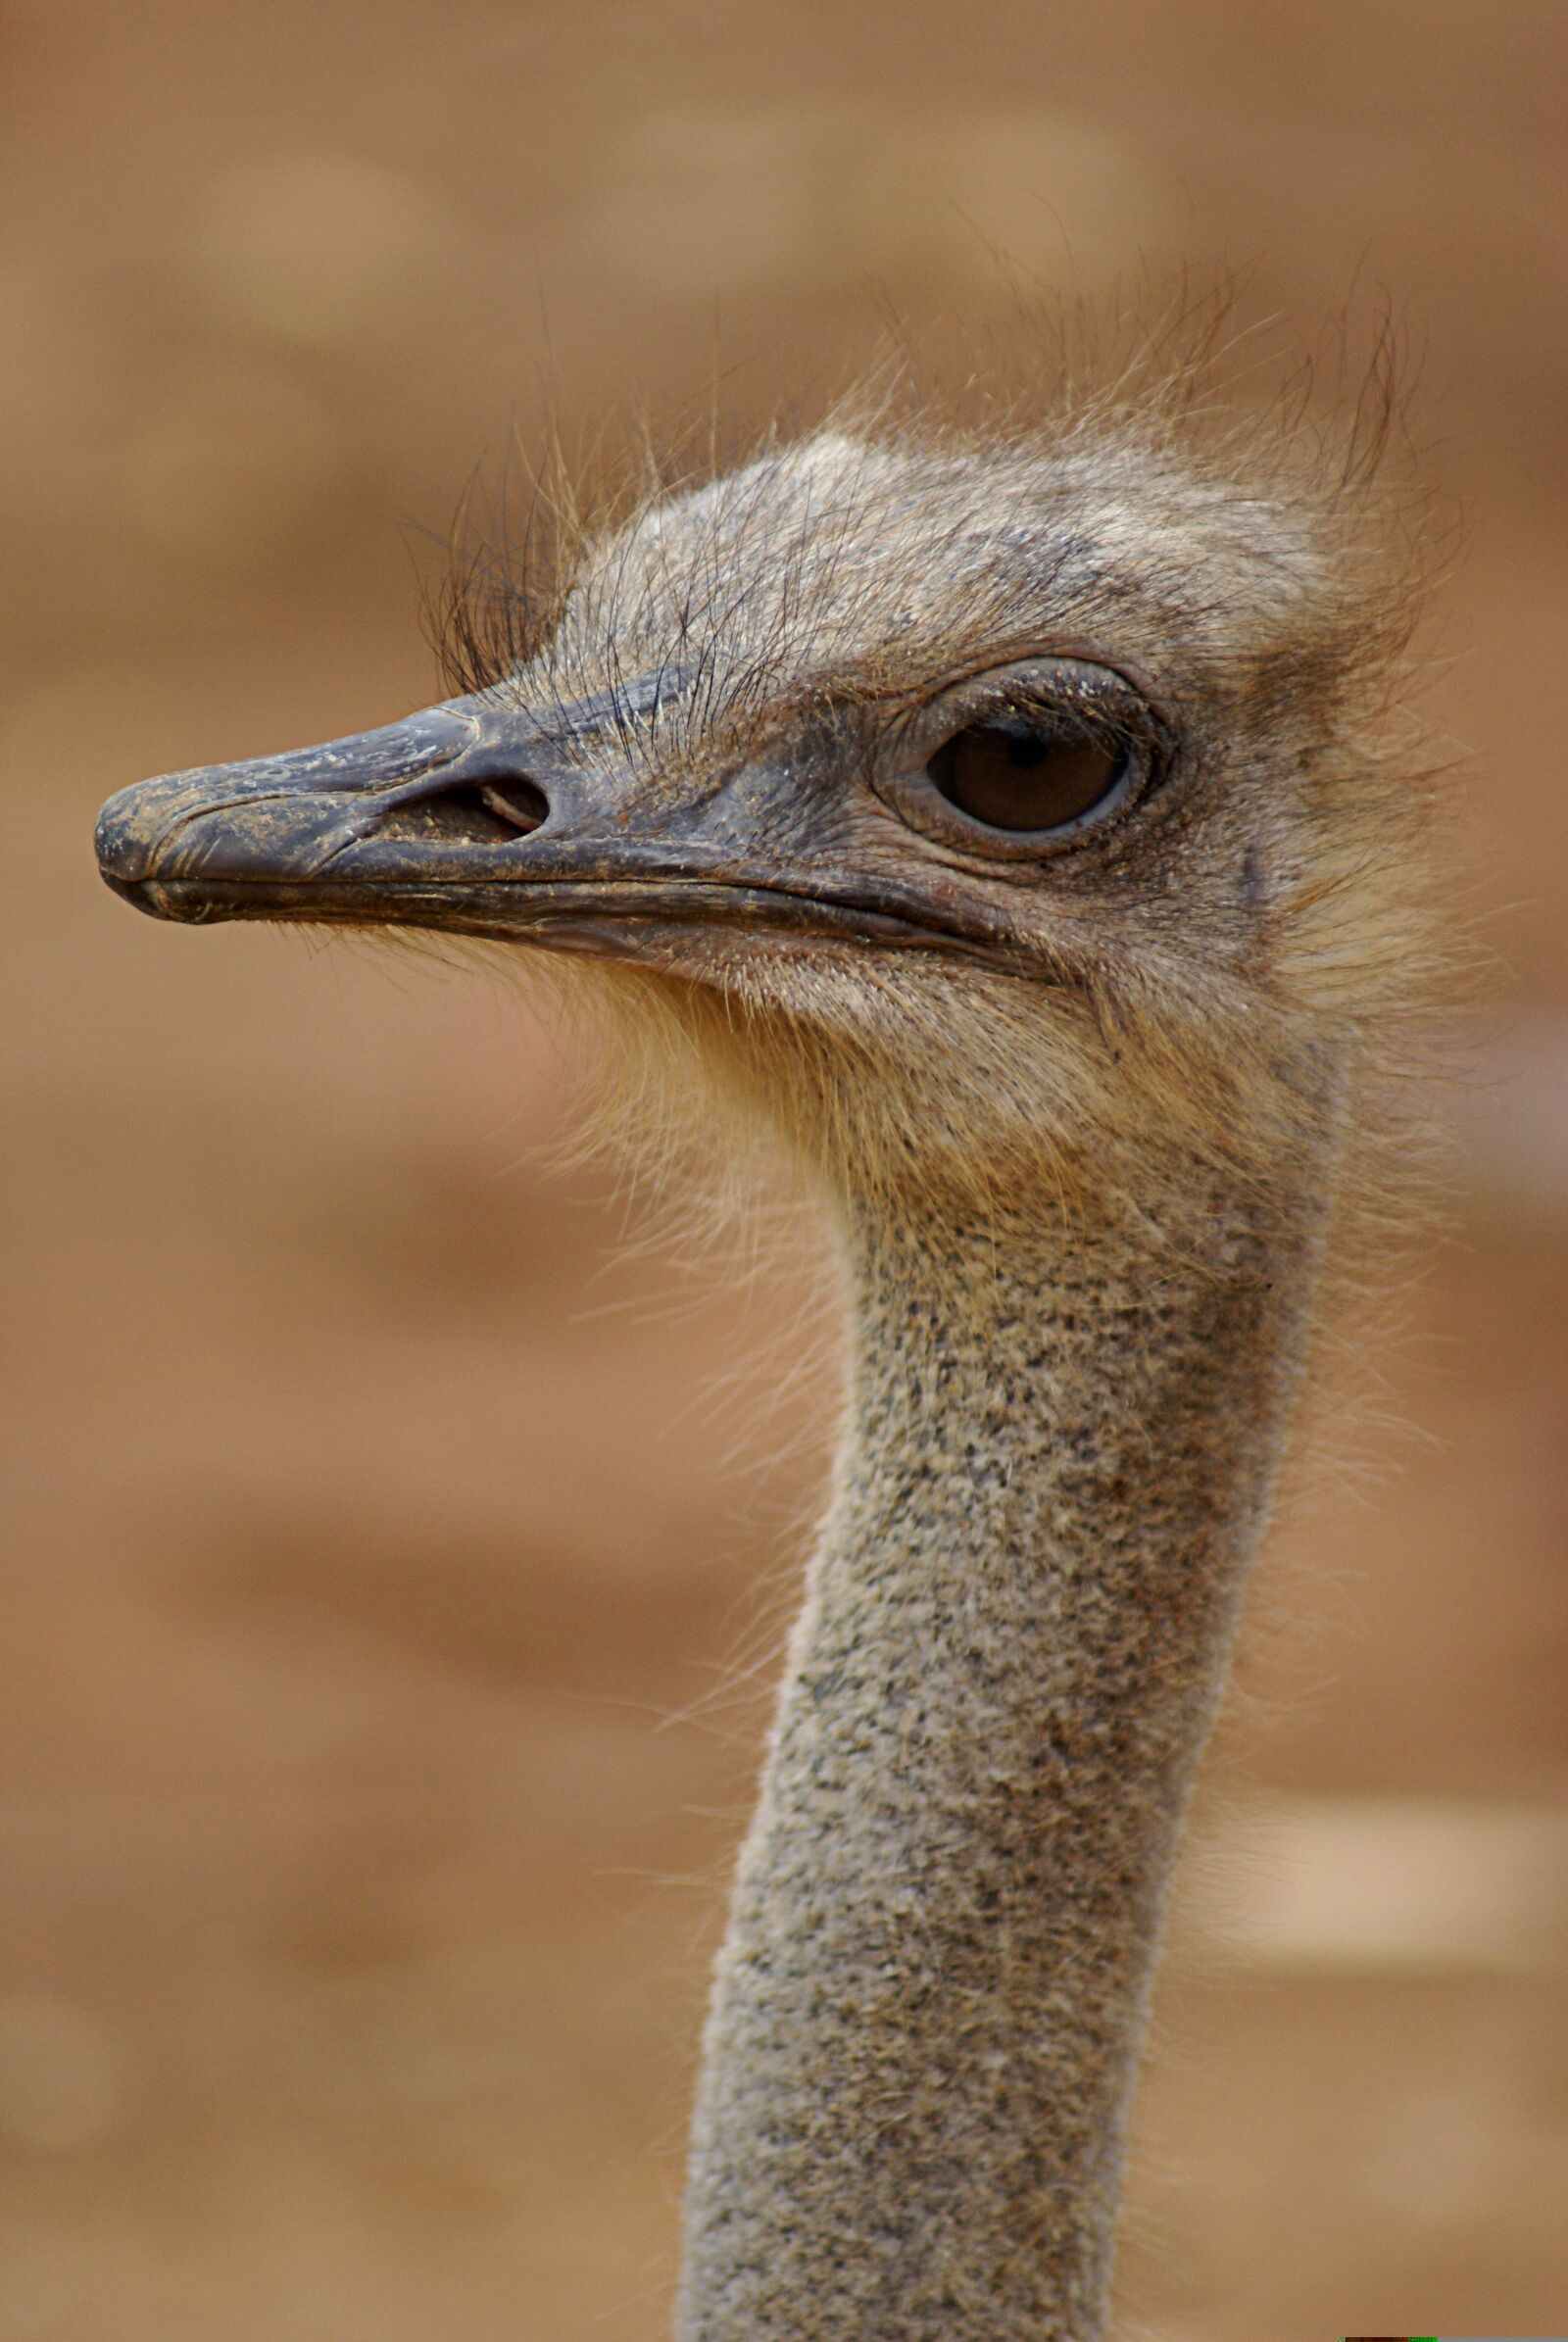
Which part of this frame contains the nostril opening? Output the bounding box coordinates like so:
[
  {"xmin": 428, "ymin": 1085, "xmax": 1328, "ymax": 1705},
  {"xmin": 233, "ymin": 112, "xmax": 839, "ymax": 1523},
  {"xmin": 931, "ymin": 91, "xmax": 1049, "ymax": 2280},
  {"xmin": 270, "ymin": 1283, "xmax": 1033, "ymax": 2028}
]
[
  {"xmin": 368, "ymin": 774, "xmax": 550, "ymax": 849},
  {"xmin": 479, "ymin": 777, "xmax": 549, "ymax": 834}
]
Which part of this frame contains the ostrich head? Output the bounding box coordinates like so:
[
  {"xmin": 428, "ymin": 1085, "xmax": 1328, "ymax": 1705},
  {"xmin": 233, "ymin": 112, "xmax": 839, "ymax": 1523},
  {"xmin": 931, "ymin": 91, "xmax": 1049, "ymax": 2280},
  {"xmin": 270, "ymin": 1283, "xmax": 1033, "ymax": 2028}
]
[{"xmin": 96, "ymin": 408, "xmax": 1422, "ymax": 1204}]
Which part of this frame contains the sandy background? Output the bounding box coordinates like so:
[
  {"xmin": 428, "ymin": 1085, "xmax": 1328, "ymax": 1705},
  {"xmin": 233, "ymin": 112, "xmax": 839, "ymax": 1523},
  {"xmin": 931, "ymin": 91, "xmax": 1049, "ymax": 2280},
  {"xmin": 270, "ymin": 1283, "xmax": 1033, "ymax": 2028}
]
[{"xmin": 3, "ymin": 3, "xmax": 1566, "ymax": 2337}]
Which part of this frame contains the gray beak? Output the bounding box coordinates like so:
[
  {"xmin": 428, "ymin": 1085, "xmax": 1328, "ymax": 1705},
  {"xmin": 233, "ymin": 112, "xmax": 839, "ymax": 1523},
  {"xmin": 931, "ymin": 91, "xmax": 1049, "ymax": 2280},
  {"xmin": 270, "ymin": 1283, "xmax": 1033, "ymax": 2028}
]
[
  {"xmin": 93, "ymin": 680, "xmax": 715, "ymax": 953},
  {"xmin": 95, "ymin": 675, "xmax": 955, "ymax": 969}
]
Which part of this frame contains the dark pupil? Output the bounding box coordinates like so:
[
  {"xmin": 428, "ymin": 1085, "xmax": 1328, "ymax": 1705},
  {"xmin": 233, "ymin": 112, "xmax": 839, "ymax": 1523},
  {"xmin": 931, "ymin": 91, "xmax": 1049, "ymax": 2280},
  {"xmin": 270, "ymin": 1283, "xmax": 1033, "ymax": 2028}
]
[{"xmin": 928, "ymin": 718, "xmax": 1123, "ymax": 832}]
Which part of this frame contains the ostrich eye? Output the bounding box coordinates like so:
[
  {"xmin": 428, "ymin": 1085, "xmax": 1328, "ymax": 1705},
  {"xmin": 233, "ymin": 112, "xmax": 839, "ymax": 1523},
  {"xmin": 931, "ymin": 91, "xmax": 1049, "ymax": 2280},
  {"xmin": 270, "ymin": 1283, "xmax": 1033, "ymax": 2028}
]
[{"xmin": 927, "ymin": 718, "xmax": 1126, "ymax": 834}]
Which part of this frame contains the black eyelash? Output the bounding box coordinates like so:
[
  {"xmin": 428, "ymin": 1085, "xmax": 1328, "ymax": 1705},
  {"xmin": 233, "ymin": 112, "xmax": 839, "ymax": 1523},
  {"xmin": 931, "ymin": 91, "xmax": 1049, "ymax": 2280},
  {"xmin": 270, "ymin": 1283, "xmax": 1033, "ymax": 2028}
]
[
  {"xmin": 965, "ymin": 678, "xmax": 1171, "ymax": 781},
  {"xmin": 420, "ymin": 486, "xmax": 575, "ymax": 701}
]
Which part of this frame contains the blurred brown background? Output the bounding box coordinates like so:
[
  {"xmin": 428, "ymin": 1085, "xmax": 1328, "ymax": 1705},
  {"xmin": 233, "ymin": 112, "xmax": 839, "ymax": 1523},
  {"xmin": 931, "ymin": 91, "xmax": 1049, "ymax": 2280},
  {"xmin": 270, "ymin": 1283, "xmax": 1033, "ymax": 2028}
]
[{"xmin": 3, "ymin": 3, "xmax": 1566, "ymax": 2337}]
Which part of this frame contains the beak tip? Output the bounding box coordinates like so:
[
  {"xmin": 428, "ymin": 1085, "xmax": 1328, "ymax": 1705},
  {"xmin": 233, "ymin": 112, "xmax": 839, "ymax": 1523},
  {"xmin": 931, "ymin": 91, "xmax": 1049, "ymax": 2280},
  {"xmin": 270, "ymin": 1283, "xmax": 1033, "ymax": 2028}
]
[
  {"xmin": 95, "ymin": 780, "xmax": 162, "ymax": 887},
  {"xmin": 95, "ymin": 774, "xmax": 226, "ymax": 923}
]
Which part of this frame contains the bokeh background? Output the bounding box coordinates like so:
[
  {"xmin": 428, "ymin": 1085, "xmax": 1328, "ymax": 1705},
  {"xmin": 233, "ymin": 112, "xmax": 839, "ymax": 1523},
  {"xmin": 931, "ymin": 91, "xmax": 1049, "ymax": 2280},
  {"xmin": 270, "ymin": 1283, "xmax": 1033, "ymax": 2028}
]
[{"xmin": 3, "ymin": 4, "xmax": 1566, "ymax": 2337}]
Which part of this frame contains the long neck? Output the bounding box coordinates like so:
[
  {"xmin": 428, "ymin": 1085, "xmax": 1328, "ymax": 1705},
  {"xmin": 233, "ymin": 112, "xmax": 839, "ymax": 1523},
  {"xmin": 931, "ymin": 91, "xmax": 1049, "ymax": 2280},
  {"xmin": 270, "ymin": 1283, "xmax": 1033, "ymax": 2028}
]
[{"xmin": 675, "ymin": 1155, "xmax": 1334, "ymax": 2341}]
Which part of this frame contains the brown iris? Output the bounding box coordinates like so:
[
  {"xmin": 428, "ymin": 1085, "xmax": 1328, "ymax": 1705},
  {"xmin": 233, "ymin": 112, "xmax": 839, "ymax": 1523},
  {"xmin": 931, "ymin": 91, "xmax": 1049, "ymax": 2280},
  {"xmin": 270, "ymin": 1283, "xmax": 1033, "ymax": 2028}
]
[{"xmin": 927, "ymin": 718, "xmax": 1125, "ymax": 833}]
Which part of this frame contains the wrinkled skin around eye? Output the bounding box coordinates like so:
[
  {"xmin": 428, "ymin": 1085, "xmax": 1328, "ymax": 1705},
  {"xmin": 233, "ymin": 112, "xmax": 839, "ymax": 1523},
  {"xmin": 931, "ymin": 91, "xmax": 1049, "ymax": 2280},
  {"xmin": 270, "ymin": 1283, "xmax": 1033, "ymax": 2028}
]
[{"xmin": 867, "ymin": 656, "xmax": 1161, "ymax": 861}]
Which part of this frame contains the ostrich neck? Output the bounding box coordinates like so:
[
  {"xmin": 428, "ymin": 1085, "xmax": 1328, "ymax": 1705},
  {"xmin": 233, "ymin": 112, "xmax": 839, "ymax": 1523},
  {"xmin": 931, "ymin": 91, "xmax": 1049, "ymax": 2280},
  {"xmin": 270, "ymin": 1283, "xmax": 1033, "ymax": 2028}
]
[{"xmin": 675, "ymin": 1157, "xmax": 1333, "ymax": 2342}]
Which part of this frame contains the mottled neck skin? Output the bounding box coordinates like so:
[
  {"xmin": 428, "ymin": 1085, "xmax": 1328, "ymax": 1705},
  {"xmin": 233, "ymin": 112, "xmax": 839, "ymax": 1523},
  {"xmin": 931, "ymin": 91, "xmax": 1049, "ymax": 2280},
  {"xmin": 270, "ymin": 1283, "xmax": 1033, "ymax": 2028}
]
[{"xmin": 676, "ymin": 1153, "xmax": 1332, "ymax": 2341}]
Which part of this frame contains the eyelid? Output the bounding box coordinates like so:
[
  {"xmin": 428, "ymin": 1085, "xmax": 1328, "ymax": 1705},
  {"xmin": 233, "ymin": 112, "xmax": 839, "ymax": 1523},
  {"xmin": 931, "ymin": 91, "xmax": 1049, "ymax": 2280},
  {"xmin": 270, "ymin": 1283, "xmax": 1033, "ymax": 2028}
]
[{"xmin": 901, "ymin": 656, "xmax": 1156, "ymax": 756}]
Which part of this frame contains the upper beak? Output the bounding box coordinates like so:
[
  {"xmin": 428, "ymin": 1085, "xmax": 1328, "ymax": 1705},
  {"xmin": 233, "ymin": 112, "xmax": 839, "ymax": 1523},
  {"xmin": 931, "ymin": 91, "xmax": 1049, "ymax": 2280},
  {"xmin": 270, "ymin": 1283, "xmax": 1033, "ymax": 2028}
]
[{"xmin": 94, "ymin": 684, "xmax": 735, "ymax": 958}]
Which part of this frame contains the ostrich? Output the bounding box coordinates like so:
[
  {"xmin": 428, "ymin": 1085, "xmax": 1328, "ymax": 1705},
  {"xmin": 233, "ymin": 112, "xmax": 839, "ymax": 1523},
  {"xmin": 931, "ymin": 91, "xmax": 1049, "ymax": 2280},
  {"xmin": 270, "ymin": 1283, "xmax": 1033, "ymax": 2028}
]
[{"xmin": 94, "ymin": 366, "xmax": 1431, "ymax": 2340}]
